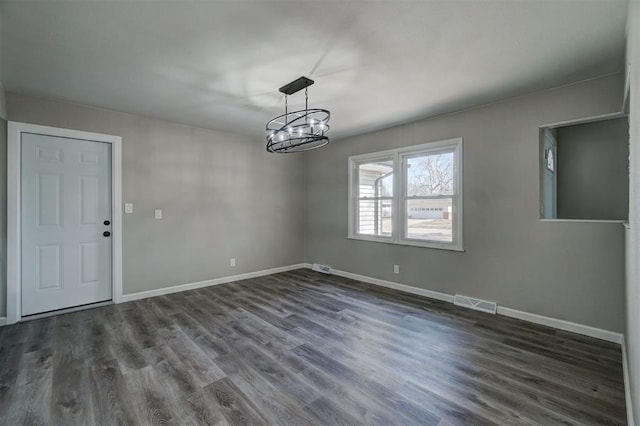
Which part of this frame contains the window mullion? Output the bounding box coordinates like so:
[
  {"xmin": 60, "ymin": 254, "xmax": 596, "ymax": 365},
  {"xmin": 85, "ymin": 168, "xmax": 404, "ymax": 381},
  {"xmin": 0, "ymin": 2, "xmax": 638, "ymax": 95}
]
[
  {"xmin": 350, "ymin": 159, "xmax": 357, "ymax": 238},
  {"xmin": 396, "ymin": 152, "xmax": 403, "ymax": 243}
]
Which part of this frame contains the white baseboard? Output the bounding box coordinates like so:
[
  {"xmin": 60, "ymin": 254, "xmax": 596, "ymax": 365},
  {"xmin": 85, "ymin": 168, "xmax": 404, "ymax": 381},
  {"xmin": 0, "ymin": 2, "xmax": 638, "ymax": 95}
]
[
  {"xmin": 622, "ymin": 336, "xmax": 636, "ymax": 426},
  {"xmin": 119, "ymin": 263, "xmax": 307, "ymax": 303},
  {"xmin": 321, "ymin": 266, "xmax": 622, "ymax": 344},
  {"xmin": 496, "ymin": 306, "xmax": 623, "ymax": 344},
  {"xmin": 0, "ymin": 317, "xmax": 7, "ymax": 326},
  {"xmin": 329, "ymin": 267, "xmax": 455, "ymax": 303}
]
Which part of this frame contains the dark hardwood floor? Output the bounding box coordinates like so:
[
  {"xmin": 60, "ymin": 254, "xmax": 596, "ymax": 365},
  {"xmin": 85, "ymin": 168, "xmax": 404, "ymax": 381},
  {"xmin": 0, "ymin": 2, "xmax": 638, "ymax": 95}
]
[{"xmin": 0, "ymin": 269, "xmax": 627, "ymax": 425}]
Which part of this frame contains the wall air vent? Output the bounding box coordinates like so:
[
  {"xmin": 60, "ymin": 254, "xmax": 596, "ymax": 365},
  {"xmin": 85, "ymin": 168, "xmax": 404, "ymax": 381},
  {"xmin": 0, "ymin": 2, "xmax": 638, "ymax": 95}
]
[
  {"xmin": 454, "ymin": 294, "xmax": 497, "ymax": 314},
  {"xmin": 312, "ymin": 264, "xmax": 332, "ymax": 274}
]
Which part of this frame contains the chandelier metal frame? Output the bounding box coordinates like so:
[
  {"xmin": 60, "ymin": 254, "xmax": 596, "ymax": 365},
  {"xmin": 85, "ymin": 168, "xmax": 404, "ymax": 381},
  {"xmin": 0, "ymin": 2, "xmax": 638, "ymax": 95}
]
[{"xmin": 266, "ymin": 76, "xmax": 330, "ymax": 153}]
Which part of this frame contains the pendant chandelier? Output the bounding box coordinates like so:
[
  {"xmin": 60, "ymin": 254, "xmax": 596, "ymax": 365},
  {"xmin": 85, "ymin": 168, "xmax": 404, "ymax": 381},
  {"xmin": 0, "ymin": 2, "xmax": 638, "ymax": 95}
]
[{"xmin": 266, "ymin": 76, "xmax": 330, "ymax": 153}]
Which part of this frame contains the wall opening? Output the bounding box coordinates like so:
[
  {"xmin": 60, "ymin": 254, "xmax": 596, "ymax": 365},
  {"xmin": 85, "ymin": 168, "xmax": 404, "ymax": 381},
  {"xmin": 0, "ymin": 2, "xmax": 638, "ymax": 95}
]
[{"xmin": 540, "ymin": 116, "xmax": 629, "ymax": 221}]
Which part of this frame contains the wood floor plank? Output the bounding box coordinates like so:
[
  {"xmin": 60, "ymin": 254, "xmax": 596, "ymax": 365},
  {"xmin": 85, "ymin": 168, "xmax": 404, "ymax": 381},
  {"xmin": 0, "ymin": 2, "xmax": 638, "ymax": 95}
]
[
  {"xmin": 397, "ymin": 380, "xmax": 497, "ymax": 426},
  {"xmin": 327, "ymin": 286, "xmax": 626, "ymax": 397},
  {"xmin": 87, "ymin": 356, "xmax": 138, "ymax": 425},
  {"xmin": 157, "ymin": 325, "xmax": 226, "ymax": 386},
  {"xmin": 291, "ymin": 344, "xmax": 441, "ymax": 425},
  {"xmin": 202, "ymin": 377, "xmax": 269, "ymax": 425},
  {"xmin": 50, "ymin": 313, "xmax": 95, "ymax": 425},
  {"xmin": 0, "ymin": 341, "xmax": 25, "ymax": 416},
  {"xmin": 50, "ymin": 364, "xmax": 93, "ymax": 426},
  {"xmin": 303, "ymin": 396, "xmax": 362, "ymax": 426},
  {"xmin": 171, "ymin": 311, "xmax": 231, "ymax": 358},
  {"xmin": 150, "ymin": 358, "xmax": 227, "ymax": 425},
  {"xmin": 295, "ymin": 305, "xmax": 622, "ymax": 424},
  {"xmin": 22, "ymin": 317, "xmax": 55, "ymax": 354},
  {"xmin": 296, "ymin": 354, "xmax": 429, "ymax": 425},
  {"xmin": 121, "ymin": 306, "xmax": 161, "ymax": 349},
  {"xmin": 101, "ymin": 309, "xmax": 147, "ymax": 374},
  {"xmin": 230, "ymin": 295, "xmax": 298, "ymax": 331},
  {"xmin": 5, "ymin": 348, "xmax": 53, "ymax": 425},
  {"xmin": 133, "ymin": 298, "xmax": 175, "ymax": 330},
  {"xmin": 337, "ymin": 306, "xmax": 626, "ymax": 408},
  {"xmin": 230, "ymin": 340, "xmax": 321, "ymax": 406},
  {"xmin": 214, "ymin": 351, "xmax": 319, "ymax": 425},
  {"xmin": 122, "ymin": 366, "xmax": 175, "ymax": 425},
  {"xmin": 0, "ymin": 268, "xmax": 628, "ymax": 425},
  {"xmin": 0, "ymin": 324, "xmax": 29, "ymax": 347}
]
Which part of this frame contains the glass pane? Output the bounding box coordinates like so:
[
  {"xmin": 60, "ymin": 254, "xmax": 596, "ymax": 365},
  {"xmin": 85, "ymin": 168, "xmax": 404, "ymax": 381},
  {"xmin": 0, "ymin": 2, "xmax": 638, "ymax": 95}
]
[
  {"xmin": 358, "ymin": 160, "xmax": 393, "ymax": 198},
  {"xmin": 406, "ymin": 198, "xmax": 453, "ymax": 242},
  {"xmin": 358, "ymin": 200, "xmax": 392, "ymax": 236},
  {"xmin": 406, "ymin": 151, "xmax": 454, "ymax": 196}
]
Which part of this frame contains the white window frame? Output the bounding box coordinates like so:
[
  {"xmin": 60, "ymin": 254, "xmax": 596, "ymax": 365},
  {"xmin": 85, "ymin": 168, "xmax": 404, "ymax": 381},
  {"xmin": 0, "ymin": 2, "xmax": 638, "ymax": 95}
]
[{"xmin": 348, "ymin": 137, "xmax": 463, "ymax": 251}]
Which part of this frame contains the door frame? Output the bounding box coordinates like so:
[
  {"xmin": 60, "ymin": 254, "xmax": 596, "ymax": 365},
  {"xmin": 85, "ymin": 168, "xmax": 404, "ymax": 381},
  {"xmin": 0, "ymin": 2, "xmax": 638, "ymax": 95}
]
[{"xmin": 7, "ymin": 121, "xmax": 123, "ymax": 324}]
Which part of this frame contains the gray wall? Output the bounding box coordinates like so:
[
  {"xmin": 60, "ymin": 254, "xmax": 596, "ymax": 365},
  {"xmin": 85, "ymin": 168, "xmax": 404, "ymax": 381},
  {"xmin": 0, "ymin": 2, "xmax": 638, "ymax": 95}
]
[
  {"xmin": 304, "ymin": 73, "xmax": 625, "ymax": 332},
  {"xmin": 556, "ymin": 117, "xmax": 629, "ymax": 220},
  {"xmin": 0, "ymin": 7, "xmax": 6, "ymax": 317},
  {"xmin": 625, "ymin": 0, "xmax": 639, "ymax": 423},
  {"xmin": 5, "ymin": 93, "xmax": 305, "ymax": 298},
  {"xmin": 0, "ymin": 116, "xmax": 5, "ymax": 317}
]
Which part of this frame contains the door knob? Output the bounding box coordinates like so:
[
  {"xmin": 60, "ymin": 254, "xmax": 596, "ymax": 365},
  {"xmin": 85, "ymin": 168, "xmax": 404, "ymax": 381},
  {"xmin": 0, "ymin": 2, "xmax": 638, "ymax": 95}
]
[
  {"xmin": 103, "ymin": 231, "xmax": 111, "ymax": 237},
  {"xmin": 104, "ymin": 220, "xmax": 110, "ymax": 226}
]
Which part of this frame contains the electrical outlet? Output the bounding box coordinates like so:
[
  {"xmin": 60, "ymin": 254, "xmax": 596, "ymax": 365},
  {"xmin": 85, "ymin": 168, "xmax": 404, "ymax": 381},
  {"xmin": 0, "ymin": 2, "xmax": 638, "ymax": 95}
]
[
  {"xmin": 155, "ymin": 209, "xmax": 162, "ymax": 219},
  {"xmin": 393, "ymin": 264, "xmax": 400, "ymax": 274},
  {"xmin": 230, "ymin": 258, "xmax": 236, "ymax": 267}
]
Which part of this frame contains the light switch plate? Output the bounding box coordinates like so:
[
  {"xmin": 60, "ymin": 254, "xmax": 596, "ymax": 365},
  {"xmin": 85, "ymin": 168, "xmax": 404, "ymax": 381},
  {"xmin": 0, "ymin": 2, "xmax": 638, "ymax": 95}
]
[
  {"xmin": 125, "ymin": 203, "xmax": 133, "ymax": 214},
  {"xmin": 155, "ymin": 209, "xmax": 162, "ymax": 219}
]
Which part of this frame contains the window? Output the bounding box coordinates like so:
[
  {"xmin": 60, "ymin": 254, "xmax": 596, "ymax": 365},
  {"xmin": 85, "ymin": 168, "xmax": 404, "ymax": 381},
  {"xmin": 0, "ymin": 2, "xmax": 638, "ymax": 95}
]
[
  {"xmin": 348, "ymin": 138, "xmax": 463, "ymax": 250},
  {"xmin": 355, "ymin": 158, "xmax": 393, "ymax": 237}
]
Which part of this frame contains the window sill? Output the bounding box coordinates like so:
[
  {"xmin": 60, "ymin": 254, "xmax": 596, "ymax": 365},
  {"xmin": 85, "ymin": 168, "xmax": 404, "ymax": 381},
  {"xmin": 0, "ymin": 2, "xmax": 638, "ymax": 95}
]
[
  {"xmin": 347, "ymin": 235, "xmax": 465, "ymax": 252},
  {"xmin": 539, "ymin": 219, "xmax": 627, "ymax": 224}
]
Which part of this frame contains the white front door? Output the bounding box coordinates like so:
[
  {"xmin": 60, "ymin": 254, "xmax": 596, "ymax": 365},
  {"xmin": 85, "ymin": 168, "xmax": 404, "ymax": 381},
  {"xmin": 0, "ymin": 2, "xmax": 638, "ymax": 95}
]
[{"xmin": 21, "ymin": 132, "xmax": 112, "ymax": 316}]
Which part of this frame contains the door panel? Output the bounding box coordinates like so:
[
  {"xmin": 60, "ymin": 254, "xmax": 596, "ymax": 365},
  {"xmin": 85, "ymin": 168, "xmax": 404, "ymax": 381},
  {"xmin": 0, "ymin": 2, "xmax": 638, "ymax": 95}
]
[
  {"xmin": 80, "ymin": 175, "xmax": 100, "ymax": 224},
  {"xmin": 79, "ymin": 242, "xmax": 100, "ymax": 285},
  {"xmin": 36, "ymin": 244, "xmax": 62, "ymax": 289},
  {"xmin": 36, "ymin": 146, "xmax": 62, "ymax": 162},
  {"xmin": 21, "ymin": 133, "xmax": 112, "ymax": 316},
  {"xmin": 36, "ymin": 173, "xmax": 62, "ymax": 226}
]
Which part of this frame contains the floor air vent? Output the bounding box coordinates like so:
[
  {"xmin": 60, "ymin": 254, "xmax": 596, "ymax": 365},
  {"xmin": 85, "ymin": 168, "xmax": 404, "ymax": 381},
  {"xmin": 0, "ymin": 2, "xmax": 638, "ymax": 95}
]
[
  {"xmin": 312, "ymin": 264, "xmax": 332, "ymax": 274},
  {"xmin": 454, "ymin": 294, "xmax": 497, "ymax": 314}
]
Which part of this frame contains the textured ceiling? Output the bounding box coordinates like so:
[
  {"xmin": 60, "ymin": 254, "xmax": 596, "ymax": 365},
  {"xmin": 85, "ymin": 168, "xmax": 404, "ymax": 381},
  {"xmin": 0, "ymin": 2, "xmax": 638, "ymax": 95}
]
[{"xmin": 0, "ymin": 0, "xmax": 629, "ymax": 140}]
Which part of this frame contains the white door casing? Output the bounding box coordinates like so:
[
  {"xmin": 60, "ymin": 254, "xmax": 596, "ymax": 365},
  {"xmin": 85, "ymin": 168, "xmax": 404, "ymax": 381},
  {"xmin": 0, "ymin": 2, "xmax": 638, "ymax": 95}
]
[
  {"xmin": 21, "ymin": 133, "xmax": 112, "ymax": 315},
  {"xmin": 541, "ymin": 129, "xmax": 557, "ymax": 219},
  {"xmin": 7, "ymin": 122, "xmax": 122, "ymax": 323}
]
